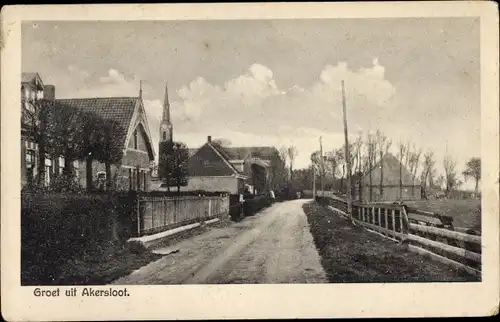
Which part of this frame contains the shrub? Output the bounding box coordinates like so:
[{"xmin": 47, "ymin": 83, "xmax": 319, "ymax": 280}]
[
  {"xmin": 229, "ymin": 194, "xmax": 242, "ymax": 220},
  {"xmin": 21, "ymin": 191, "xmax": 138, "ymax": 285},
  {"xmin": 242, "ymin": 194, "xmax": 271, "ymax": 217},
  {"xmin": 147, "ymin": 190, "xmax": 230, "ymax": 197}
]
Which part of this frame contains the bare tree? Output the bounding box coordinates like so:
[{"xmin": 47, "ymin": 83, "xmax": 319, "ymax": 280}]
[
  {"xmin": 411, "ymin": 147, "xmax": 422, "ymax": 196},
  {"xmin": 463, "ymin": 157, "xmax": 481, "ymax": 198},
  {"xmin": 397, "ymin": 140, "xmax": 408, "ymax": 199},
  {"xmin": 443, "ymin": 154, "xmax": 461, "ymax": 197},
  {"xmin": 375, "ymin": 130, "xmax": 391, "ymax": 200},
  {"xmin": 326, "ymin": 149, "xmax": 341, "ymax": 181},
  {"xmin": 420, "ymin": 150, "xmax": 436, "ymax": 199},
  {"xmin": 365, "ymin": 132, "xmax": 377, "ymax": 201}
]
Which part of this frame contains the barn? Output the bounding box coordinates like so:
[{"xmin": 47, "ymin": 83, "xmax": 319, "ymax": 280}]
[{"xmin": 354, "ymin": 153, "xmax": 421, "ymax": 202}]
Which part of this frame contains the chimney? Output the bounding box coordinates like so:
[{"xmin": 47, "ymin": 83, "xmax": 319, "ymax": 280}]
[
  {"xmin": 207, "ymin": 135, "xmax": 212, "ymax": 143},
  {"xmin": 43, "ymin": 85, "xmax": 55, "ymax": 101}
]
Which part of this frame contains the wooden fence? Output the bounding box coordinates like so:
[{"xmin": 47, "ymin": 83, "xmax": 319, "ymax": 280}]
[
  {"xmin": 315, "ymin": 195, "xmax": 482, "ymax": 278},
  {"xmin": 137, "ymin": 195, "xmax": 230, "ymax": 236}
]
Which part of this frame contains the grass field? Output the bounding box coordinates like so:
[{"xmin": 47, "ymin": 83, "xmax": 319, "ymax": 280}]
[
  {"xmin": 303, "ymin": 202, "xmax": 479, "ymax": 283},
  {"xmin": 404, "ymin": 199, "xmax": 481, "ymax": 232}
]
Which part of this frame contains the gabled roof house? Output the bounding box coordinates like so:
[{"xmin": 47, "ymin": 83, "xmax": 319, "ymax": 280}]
[
  {"xmin": 355, "ymin": 152, "xmax": 422, "ymax": 202},
  {"xmin": 187, "ymin": 143, "xmax": 278, "ymax": 193},
  {"xmin": 180, "ymin": 136, "xmax": 248, "ymax": 194},
  {"xmin": 56, "ymin": 95, "xmax": 156, "ymax": 191}
]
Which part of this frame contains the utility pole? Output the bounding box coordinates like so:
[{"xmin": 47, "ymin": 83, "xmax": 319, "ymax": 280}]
[
  {"xmin": 341, "ymin": 80, "xmax": 353, "ymax": 220},
  {"xmin": 320, "ymin": 136, "xmax": 324, "ymax": 196},
  {"xmin": 312, "ymin": 161, "xmax": 316, "ymax": 198}
]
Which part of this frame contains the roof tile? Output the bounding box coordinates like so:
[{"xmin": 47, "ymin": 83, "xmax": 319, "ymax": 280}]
[{"xmin": 55, "ymin": 97, "xmax": 137, "ymax": 150}]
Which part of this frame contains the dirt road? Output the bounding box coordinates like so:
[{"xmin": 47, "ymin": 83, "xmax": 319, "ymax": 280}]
[{"xmin": 112, "ymin": 199, "xmax": 327, "ymax": 284}]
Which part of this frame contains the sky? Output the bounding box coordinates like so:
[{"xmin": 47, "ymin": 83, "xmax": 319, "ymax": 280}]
[{"xmin": 22, "ymin": 18, "xmax": 480, "ymax": 190}]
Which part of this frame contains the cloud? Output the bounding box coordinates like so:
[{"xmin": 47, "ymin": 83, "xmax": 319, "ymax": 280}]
[
  {"xmin": 51, "ymin": 62, "xmax": 397, "ymax": 167},
  {"xmin": 172, "ymin": 60, "xmax": 396, "ymax": 137}
]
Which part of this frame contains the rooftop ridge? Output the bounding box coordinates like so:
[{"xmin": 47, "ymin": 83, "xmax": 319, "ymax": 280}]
[{"xmin": 56, "ymin": 96, "xmax": 139, "ymax": 100}]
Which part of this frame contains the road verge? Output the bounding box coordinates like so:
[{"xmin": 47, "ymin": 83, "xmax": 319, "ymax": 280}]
[{"xmin": 303, "ymin": 202, "xmax": 478, "ymax": 283}]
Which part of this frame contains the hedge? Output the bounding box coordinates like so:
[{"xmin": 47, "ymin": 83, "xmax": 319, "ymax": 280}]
[
  {"xmin": 21, "ymin": 191, "xmax": 138, "ymax": 285},
  {"xmin": 147, "ymin": 190, "xmax": 230, "ymax": 197},
  {"xmin": 242, "ymin": 194, "xmax": 272, "ymax": 217}
]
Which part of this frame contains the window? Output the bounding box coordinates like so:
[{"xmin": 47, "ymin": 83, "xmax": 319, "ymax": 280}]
[
  {"xmin": 45, "ymin": 158, "xmax": 52, "ymax": 186},
  {"xmin": 162, "ymin": 131, "xmax": 166, "ymax": 141},
  {"xmin": 58, "ymin": 157, "xmax": 65, "ymax": 176},
  {"xmin": 134, "ymin": 130, "xmax": 138, "ymax": 149},
  {"xmin": 129, "ymin": 168, "xmax": 133, "ymax": 190},
  {"xmin": 136, "ymin": 169, "xmax": 141, "ymax": 191},
  {"xmin": 26, "ymin": 150, "xmax": 35, "ymax": 167}
]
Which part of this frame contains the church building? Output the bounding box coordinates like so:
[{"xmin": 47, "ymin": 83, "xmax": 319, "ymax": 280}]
[{"xmin": 159, "ymin": 83, "xmax": 173, "ymax": 143}]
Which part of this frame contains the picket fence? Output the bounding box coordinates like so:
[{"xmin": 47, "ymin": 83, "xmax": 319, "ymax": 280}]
[
  {"xmin": 136, "ymin": 195, "xmax": 230, "ymax": 236},
  {"xmin": 312, "ymin": 192, "xmax": 481, "ymax": 278}
]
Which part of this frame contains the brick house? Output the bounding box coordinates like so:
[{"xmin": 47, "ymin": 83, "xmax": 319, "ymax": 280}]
[
  {"xmin": 187, "ymin": 145, "xmax": 279, "ymax": 194},
  {"xmin": 21, "ymin": 72, "xmax": 61, "ymax": 188},
  {"xmin": 56, "ymin": 95, "xmax": 156, "ymax": 191},
  {"xmin": 354, "ymin": 153, "xmax": 421, "ymax": 202},
  {"xmin": 181, "ymin": 136, "xmax": 248, "ymax": 193}
]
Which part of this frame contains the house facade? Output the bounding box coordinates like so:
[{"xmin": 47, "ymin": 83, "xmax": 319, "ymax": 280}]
[
  {"xmin": 21, "ymin": 72, "xmax": 63, "ymax": 188},
  {"xmin": 187, "ymin": 145, "xmax": 279, "ymax": 194},
  {"xmin": 56, "ymin": 95, "xmax": 156, "ymax": 191},
  {"xmin": 182, "ymin": 136, "xmax": 248, "ymax": 193},
  {"xmin": 354, "ymin": 153, "xmax": 421, "ymax": 202}
]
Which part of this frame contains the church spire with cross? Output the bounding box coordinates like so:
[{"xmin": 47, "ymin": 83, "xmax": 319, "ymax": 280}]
[{"xmin": 159, "ymin": 82, "xmax": 173, "ymax": 143}]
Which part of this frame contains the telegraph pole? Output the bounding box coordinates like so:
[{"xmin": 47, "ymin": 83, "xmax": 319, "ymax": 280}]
[
  {"xmin": 341, "ymin": 80, "xmax": 353, "ymax": 220},
  {"xmin": 319, "ymin": 136, "xmax": 325, "ymax": 196},
  {"xmin": 312, "ymin": 161, "xmax": 316, "ymax": 198}
]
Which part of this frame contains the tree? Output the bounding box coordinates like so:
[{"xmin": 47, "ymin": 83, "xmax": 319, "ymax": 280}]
[
  {"xmin": 78, "ymin": 112, "xmax": 109, "ymax": 192},
  {"xmin": 286, "ymin": 145, "xmax": 298, "ymax": 182},
  {"xmin": 45, "ymin": 102, "xmax": 86, "ymax": 179},
  {"xmin": 375, "ymin": 130, "xmax": 391, "ymax": 200},
  {"xmin": 22, "ymin": 98, "xmax": 54, "ymax": 187},
  {"xmin": 159, "ymin": 141, "xmax": 189, "ymax": 193},
  {"xmin": 365, "ymin": 132, "xmax": 377, "ymax": 201},
  {"xmin": 420, "ymin": 150, "xmax": 436, "ymax": 199},
  {"xmin": 94, "ymin": 119, "xmax": 125, "ymax": 190},
  {"xmin": 268, "ymin": 147, "xmax": 287, "ymax": 190},
  {"xmin": 211, "ymin": 138, "xmax": 231, "ymax": 151},
  {"xmin": 326, "ymin": 149, "xmax": 342, "ymax": 182},
  {"xmin": 463, "ymin": 157, "xmax": 481, "ymax": 197},
  {"xmin": 397, "ymin": 140, "xmax": 408, "ymax": 199},
  {"xmin": 443, "ymin": 154, "xmax": 461, "ymax": 197},
  {"xmin": 350, "ymin": 134, "xmax": 364, "ymax": 176}
]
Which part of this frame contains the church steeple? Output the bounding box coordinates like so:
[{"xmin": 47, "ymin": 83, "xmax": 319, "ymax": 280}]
[
  {"xmin": 162, "ymin": 82, "xmax": 171, "ymax": 123},
  {"xmin": 159, "ymin": 82, "xmax": 173, "ymax": 142}
]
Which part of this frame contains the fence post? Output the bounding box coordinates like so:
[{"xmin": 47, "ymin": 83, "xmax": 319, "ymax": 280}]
[
  {"xmin": 173, "ymin": 199, "xmax": 177, "ymax": 224},
  {"xmin": 136, "ymin": 197, "xmax": 141, "ymax": 237},
  {"xmin": 399, "ymin": 209, "xmax": 404, "ymax": 233},
  {"xmin": 377, "ymin": 208, "xmax": 382, "ymax": 227},
  {"xmin": 208, "ymin": 198, "xmax": 212, "ymax": 219},
  {"xmin": 163, "ymin": 199, "xmax": 166, "ymax": 227},
  {"xmin": 391, "ymin": 209, "xmax": 396, "ymax": 239},
  {"xmin": 372, "ymin": 207, "xmax": 376, "ymax": 225},
  {"xmin": 384, "ymin": 208, "xmax": 389, "ymax": 237}
]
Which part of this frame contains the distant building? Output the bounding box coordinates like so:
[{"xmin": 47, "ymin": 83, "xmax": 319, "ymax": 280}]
[
  {"xmin": 182, "ymin": 136, "xmax": 248, "ymax": 193},
  {"xmin": 57, "ymin": 92, "xmax": 156, "ymax": 191},
  {"xmin": 188, "ymin": 145, "xmax": 279, "ymax": 193},
  {"xmin": 354, "ymin": 153, "xmax": 421, "ymax": 202}
]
